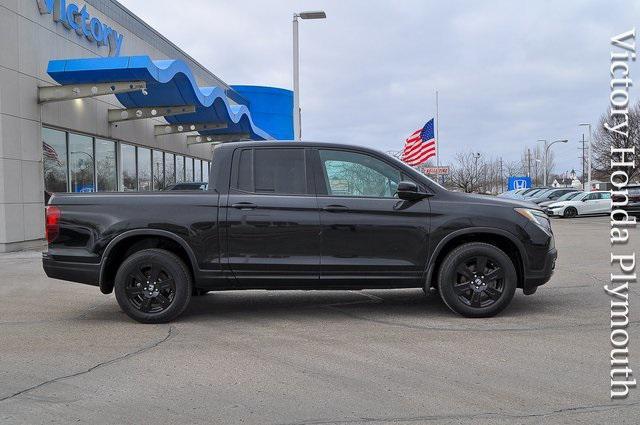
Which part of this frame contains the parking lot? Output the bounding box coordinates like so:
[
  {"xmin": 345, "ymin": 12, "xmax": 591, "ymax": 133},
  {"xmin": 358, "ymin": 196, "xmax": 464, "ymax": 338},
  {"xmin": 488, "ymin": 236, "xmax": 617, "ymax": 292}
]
[{"xmin": 0, "ymin": 216, "xmax": 638, "ymax": 424}]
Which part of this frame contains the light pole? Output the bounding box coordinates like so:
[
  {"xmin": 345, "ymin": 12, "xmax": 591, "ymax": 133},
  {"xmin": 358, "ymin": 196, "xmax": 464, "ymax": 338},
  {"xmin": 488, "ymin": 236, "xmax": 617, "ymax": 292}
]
[
  {"xmin": 534, "ymin": 158, "xmax": 541, "ymax": 186},
  {"xmin": 293, "ymin": 10, "xmax": 326, "ymax": 141},
  {"xmin": 472, "ymin": 152, "xmax": 481, "ymax": 192},
  {"xmin": 543, "ymin": 139, "xmax": 568, "ymax": 186},
  {"xmin": 579, "ymin": 123, "xmax": 592, "ymax": 191}
]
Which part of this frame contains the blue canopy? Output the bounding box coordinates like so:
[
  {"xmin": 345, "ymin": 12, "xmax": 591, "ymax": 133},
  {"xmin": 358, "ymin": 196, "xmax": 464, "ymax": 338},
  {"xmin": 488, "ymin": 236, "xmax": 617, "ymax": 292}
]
[{"xmin": 47, "ymin": 56, "xmax": 293, "ymax": 140}]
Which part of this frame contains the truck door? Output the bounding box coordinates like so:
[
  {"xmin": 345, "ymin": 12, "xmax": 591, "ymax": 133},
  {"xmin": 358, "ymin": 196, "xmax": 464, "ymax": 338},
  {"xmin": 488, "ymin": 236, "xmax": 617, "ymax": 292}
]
[
  {"xmin": 223, "ymin": 147, "xmax": 321, "ymax": 286},
  {"xmin": 312, "ymin": 148, "xmax": 430, "ymax": 285}
]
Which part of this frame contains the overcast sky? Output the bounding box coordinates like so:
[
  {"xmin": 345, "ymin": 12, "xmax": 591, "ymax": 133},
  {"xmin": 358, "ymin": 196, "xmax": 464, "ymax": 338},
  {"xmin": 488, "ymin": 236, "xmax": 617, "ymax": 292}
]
[{"xmin": 119, "ymin": 0, "xmax": 639, "ymax": 174}]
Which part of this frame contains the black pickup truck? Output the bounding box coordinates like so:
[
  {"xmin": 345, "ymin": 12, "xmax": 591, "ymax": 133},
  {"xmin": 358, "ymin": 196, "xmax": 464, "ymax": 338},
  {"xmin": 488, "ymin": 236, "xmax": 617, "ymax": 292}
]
[{"xmin": 43, "ymin": 141, "xmax": 557, "ymax": 323}]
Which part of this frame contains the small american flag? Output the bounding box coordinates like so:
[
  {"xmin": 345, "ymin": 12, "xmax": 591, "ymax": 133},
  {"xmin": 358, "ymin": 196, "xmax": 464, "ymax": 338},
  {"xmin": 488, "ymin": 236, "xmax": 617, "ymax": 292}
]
[
  {"xmin": 402, "ymin": 119, "xmax": 436, "ymax": 166},
  {"xmin": 43, "ymin": 142, "xmax": 62, "ymax": 166}
]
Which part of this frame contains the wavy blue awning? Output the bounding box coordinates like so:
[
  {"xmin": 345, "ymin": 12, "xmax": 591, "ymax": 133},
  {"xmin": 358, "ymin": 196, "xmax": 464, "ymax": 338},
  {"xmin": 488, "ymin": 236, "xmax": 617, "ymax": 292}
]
[{"xmin": 46, "ymin": 56, "xmax": 293, "ymax": 141}]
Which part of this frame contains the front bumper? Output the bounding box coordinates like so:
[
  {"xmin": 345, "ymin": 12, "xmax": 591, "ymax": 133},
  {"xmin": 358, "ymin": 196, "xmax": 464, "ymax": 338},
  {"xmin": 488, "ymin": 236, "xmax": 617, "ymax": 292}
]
[
  {"xmin": 545, "ymin": 208, "xmax": 562, "ymax": 217},
  {"xmin": 42, "ymin": 253, "xmax": 100, "ymax": 287},
  {"xmin": 523, "ymin": 247, "xmax": 557, "ymax": 291}
]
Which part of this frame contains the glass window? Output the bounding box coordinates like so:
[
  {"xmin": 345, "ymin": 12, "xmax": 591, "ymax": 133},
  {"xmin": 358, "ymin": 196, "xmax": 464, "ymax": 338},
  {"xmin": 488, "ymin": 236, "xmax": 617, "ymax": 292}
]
[
  {"xmin": 601, "ymin": 192, "xmax": 611, "ymax": 199},
  {"xmin": 253, "ymin": 148, "xmax": 306, "ymax": 194},
  {"xmin": 236, "ymin": 149, "xmax": 253, "ymax": 192},
  {"xmin": 319, "ymin": 150, "xmax": 401, "ymax": 198},
  {"xmin": 202, "ymin": 161, "xmax": 209, "ymax": 183},
  {"xmin": 165, "ymin": 153, "xmax": 175, "ymax": 187},
  {"xmin": 95, "ymin": 138, "xmax": 117, "ymax": 192},
  {"xmin": 185, "ymin": 157, "xmax": 193, "ymax": 182},
  {"xmin": 137, "ymin": 147, "xmax": 151, "ymax": 191},
  {"xmin": 69, "ymin": 133, "xmax": 94, "ymax": 193},
  {"xmin": 176, "ymin": 155, "xmax": 185, "ymax": 183},
  {"xmin": 195, "ymin": 159, "xmax": 202, "ymax": 182},
  {"xmin": 121, "ymin": 144, "xmax": 137, "ymax": 191},
  {"xmin": 152, "ymin": 150, "xmax": 164, "ymax": 190},
  {"xmin": 42, "ymin": 128, "xmax": 68, "ymax": 192}
]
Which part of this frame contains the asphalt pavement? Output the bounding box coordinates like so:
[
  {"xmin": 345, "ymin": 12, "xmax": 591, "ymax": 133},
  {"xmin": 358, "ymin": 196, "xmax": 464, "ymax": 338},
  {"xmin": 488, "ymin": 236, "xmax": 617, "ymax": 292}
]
[{"xmin": 0, "ymin": 216, "xmax": 639, "ymax": 424}]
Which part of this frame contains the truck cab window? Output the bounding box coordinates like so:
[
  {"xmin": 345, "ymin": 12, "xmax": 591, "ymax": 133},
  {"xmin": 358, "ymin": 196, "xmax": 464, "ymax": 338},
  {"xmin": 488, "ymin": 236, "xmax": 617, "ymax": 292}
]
[
  {"xmin": 319, "ymin": 150, "xmax": 401, "ymax": 198},
  {"xmin": 235, "ymin": 148, "xmax": 307, "ymax": 195}
]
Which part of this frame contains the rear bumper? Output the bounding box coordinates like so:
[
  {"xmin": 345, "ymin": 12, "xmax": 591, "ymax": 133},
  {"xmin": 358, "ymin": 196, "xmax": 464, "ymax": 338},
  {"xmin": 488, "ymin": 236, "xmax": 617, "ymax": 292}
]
[
  {"xmin": 524, "ymin": 247, "xmax": 557, "ymax": 291},
  {"xmin": 42, "ymin": 253, "xmax": 100, "ymax": 287}
]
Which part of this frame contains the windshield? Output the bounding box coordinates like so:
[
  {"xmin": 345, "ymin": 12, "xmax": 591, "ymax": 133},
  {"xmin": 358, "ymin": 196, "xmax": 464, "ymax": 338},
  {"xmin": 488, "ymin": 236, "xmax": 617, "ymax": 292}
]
[
  {"xmin": 557, "ymin": 191, "xmax": 582, "ymax": 201},
  {"xmin": 526, "ymin": 189, "xmax": 545, "ymax": 197}
]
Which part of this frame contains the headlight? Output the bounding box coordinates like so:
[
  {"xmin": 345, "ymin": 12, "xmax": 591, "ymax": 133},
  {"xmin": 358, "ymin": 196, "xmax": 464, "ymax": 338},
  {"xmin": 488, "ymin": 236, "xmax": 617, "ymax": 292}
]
[{"xmin": 515, "ymin": 207, "xmax": 552, "ymax": 230}]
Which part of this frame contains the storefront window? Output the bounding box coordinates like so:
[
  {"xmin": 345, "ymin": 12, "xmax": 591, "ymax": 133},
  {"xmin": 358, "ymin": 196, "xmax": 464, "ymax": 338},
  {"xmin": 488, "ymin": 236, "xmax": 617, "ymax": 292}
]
[
  {"xmin": 202, "ymin": 161, "xmax": 209, "ymax": 183},
  {"xmin": 185, "ymin": 157, "xmax": 193, "ymax": 182},
  {"xmin": 121, "ymin": 144, "xmax": 137, "ymax": 191},
  {"xmin": 42, "ymin": 128, "xmax": 68, "ymax": 192},
  {"xmin": 95, "ymin": 139, "xmax": 117, "ymax": 192},
  {"xmin": 195, "ymin": 159, "xmax": 202, "ymax": 181},
  {"xmin": 138, "ymin": 147, "xmax": 151, "ymax": 191},
  {"xmin": 69, "ymin": 133, "xmax": 94, "ymax": 193},
  {"xmin": 165, "ymin": 153, "xmax": 175, "ymax": 187},
  {"xmin": 176, "ymin": 155, "xmax": 185, "ymax": 183},
  {"xmin": 152, "ymin": 150, "xmax": 164, "ymax": 190}
]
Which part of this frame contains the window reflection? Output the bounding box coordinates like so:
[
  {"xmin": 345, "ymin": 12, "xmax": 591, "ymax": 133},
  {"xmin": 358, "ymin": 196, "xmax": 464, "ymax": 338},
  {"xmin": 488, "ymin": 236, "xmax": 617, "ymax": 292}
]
[
  {"xmin": 95, "ymin": 139, "xmax": 117, "ymax": 191},
  {"xmin": 69, "ymin": 133, "xmax": 94, "ymax": 193},
  {"xmin": 42, "ymin": 128, "xmax": 208, "ymax": 193},
  {"xmin": 165, "ymin": 153, "xmax": 175, "ymax": 187},
  {"xmin": 42, "ymin": 128, "xmax": 68, "ymax": 192},
  {"xmin": 137, "ymin": 147, "xmax": 151, "ymax": 191},
  {"xmin": 152, "ymin": 150, "xmax": 164, "ymax": 190},
  {"xmin": 176, "ymin": 156, "xmax": 184, "ymax": 183},
  {"xmin": 185, "ymin": 157, "xmax": 193, "ymax": 182},
  {"xmin": 121, "ymin": 144, "xmax": 137, "ymax": 191}
]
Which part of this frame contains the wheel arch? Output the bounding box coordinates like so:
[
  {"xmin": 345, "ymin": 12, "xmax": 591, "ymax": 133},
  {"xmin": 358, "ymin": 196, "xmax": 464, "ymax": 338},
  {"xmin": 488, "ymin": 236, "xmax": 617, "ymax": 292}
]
[
  {"xmin": 99, "ymin": 230, "xmax": 198, "ymax": 294},
  {"xmin": 425, "ymin": 228, "xmax": 527, "ymax": 290}
]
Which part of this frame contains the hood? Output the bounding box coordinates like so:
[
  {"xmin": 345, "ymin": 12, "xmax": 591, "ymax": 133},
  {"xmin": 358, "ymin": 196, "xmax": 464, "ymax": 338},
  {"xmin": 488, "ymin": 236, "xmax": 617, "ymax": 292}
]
[
  {"xmin": 448, "ymin": 192, "xmax": 542, "ymax": 210},
  {"xmin": 547, "ymin": 200, "xmax": 571, "ymax": 208}
]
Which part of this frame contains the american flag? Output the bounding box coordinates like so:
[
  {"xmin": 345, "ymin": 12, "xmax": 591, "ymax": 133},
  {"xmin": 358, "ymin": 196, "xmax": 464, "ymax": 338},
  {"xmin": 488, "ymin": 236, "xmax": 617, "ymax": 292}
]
[
  {"xmin": 402, "ymin": 119, "xmax": 436, "ymax": 166},
  {"xmin": 43, "ymin": 142, "xmax": 62, "ymax": 166}
]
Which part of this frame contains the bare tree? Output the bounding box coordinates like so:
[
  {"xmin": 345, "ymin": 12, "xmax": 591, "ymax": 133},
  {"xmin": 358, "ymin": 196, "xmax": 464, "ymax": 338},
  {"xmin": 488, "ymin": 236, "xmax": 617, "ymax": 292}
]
[
  {"xmin": 592, "ymin": 101, "xmax": 639, "ymax": 182},
  {"xmin": 450, "ymin": 152, "xmax": 484, "ymax": 193}
]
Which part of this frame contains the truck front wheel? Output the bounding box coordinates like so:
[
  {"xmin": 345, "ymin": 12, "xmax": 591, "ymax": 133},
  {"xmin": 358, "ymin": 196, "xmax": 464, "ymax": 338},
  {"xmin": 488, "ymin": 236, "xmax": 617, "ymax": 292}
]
[
  {"xmin": 437, "ymin": 242, "xmax": 517, "ymax": 318},
  {"xmin": 114, "ymin": 248, "xmax": 192, "ymax": 323}
]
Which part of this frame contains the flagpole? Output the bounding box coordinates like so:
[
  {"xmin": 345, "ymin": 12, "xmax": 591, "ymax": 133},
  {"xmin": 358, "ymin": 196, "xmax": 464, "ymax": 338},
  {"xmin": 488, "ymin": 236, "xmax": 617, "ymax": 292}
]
[{"xmin": 435, "ymin": 89, "xmax": 439, "ymax": 168}]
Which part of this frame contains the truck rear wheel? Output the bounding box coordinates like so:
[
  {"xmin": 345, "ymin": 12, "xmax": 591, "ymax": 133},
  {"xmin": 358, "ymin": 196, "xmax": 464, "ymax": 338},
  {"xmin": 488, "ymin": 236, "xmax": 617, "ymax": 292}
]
[
  {"xmin": 114, "ymin": 248, "xmax": 192, "ymax": 323},
  {"xmin": 437, "ymin": 242, "xmax": 516, "ymax": 318}
]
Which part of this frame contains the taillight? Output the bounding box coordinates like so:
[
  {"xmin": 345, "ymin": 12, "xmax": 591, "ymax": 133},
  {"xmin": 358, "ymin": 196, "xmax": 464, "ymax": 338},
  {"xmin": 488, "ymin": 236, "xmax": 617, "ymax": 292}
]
[{"xmin": 45, "ymin": 206, "xmax": 61, "ymax": 243}]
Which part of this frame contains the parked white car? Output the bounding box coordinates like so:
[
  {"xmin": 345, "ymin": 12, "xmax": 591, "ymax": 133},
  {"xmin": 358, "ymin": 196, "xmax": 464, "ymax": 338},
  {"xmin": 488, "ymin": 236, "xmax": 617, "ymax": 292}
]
[{"xmin": 545, "ymin": 191, "xmax": 611, "ymax": 218}]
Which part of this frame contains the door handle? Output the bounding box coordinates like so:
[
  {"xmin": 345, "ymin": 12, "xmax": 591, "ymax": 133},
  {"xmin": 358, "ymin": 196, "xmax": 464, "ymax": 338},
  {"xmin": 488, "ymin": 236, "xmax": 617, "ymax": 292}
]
[
  {"xmin": 323, "ymin": 205, "xmax": 349, "ymax": 212},
  {"xmin": 232, "ymin": 202, "xmax": 258, "ymax": 210}
]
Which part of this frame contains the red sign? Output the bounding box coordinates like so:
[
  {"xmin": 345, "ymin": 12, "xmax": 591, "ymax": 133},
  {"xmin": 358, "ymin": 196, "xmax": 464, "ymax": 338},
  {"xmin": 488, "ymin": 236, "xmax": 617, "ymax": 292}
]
[{"xmin": 420, "ymin": 166, "xmax": 450, "ymax": 175}]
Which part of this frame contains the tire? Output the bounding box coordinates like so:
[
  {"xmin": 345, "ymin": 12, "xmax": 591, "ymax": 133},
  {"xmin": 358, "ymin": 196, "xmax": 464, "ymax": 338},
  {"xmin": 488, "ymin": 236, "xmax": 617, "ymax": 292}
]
[
  {"xmin": 114, "ymin": 248, "xmax": 192, "ymax": 323},
  {"xmin": 437, "ymin": 242, "xmax": 517, "ymax": 318},
  {"xmin": 563, "ymin": 207, "xmax": 577, "ymax": 218}
]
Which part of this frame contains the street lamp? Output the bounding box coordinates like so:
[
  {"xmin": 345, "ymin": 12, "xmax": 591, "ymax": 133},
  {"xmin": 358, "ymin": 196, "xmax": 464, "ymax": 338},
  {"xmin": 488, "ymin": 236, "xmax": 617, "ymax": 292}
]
[
  {"xmin": 293, "ymin": 10, "xmax": 326, "ymax": 141},
  {"xmin": 579, "ymin": 123, "xmax": 592, "ymax": 191},
  {"xmin": 543, "ymin": 139, "xmax": 568, "ymax": 186},
  {"xmin": 472, "ymin": 152, "xmax": 481, "ymax": 192}
]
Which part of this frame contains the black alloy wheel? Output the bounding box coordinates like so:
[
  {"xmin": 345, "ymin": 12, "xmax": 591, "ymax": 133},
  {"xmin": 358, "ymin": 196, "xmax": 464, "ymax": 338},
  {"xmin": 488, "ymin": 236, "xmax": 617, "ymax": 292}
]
[
  {"xmin": 563, "ymin": 207, "xmax": 578, "ymax": 218},
  {"xmin": 124, "ymin": 263, "xmax": 176, "ymax": 314},
  {"xmin": 115, "ymin": 249, "xmax": 192, "ymax": 323},
  {"xmin": 438, "ymin": 242, "xmax": 517, "ymax": 317},
  {"xmin": 452, "ymin": 255, "xmax": 505, "ymax": 308}
]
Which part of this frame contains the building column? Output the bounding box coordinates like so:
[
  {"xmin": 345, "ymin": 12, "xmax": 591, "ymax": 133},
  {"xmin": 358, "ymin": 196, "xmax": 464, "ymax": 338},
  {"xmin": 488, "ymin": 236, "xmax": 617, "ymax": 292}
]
[{"xmin": 0, "ymin": 81, "xmax": 46, "ymax": 253}]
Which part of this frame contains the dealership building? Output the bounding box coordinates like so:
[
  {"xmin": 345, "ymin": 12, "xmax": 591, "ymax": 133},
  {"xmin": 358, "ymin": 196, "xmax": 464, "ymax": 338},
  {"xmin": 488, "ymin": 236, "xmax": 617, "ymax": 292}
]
[{"xmin": 0, "ymin": 0, "xmax": 293, "ymax": 252}]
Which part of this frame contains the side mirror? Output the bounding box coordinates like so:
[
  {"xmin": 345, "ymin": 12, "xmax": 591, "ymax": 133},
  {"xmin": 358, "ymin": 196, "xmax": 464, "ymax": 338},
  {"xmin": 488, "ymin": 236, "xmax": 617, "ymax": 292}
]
[{"xmin": 397, "ymin": 181, "xmax": 430, "ymax": 201}]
